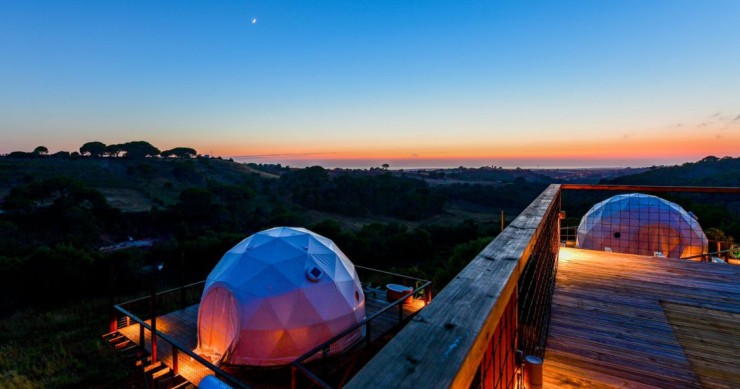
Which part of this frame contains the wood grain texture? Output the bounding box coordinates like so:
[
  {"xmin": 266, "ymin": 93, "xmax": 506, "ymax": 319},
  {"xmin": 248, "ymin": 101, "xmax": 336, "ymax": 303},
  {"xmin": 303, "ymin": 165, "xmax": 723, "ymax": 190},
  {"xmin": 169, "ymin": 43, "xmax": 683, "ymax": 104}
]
[
  {"xmin": 543, "ymin": 247, "xmax": 740, "ymax": 389},
  {"xmin": 346, "ymin": 185, "xmax": 561, "ymax": 389},
  {"xmin": 662, "ymin": 302, "xmax": 740, "ymax": 388}
]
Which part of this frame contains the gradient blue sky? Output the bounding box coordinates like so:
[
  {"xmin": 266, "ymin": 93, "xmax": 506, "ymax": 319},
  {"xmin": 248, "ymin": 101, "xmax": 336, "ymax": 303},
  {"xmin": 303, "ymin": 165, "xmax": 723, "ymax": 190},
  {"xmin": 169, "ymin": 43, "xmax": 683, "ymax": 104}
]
[{"xmin": 1, "ymin": 1, "xmax": 739, "ymax": 168}]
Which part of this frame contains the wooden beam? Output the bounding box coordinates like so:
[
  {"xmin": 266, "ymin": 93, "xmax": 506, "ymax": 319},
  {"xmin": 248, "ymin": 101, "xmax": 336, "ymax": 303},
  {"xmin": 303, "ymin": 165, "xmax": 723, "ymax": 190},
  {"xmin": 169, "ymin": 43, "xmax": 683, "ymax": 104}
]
[{"xmin": 346, "ymin": 184, "xmax": 561, "ymax": 389}]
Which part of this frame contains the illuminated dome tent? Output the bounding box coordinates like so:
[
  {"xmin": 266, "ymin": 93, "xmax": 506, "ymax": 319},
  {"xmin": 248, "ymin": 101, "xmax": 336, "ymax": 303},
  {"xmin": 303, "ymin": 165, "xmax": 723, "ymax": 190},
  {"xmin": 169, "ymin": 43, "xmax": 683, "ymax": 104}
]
[
  {"xmin": 197, "ymin": 227, "xmax": 365, "ymax": 366},
  {"xmin": 577, "ymin": 193, "xmax": 708, "ymax": 259}
]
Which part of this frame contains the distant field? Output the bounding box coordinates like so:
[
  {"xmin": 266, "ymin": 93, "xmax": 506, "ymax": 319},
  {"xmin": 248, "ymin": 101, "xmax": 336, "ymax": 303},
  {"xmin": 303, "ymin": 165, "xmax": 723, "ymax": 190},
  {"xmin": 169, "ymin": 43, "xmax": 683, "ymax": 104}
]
[
  {"xmin": 98, "ymin": 188, "xmax": 154, "ymax": 212},
  {"xmin": 422, "ymin": 178, "xmax": 504, "ymax": 187}
]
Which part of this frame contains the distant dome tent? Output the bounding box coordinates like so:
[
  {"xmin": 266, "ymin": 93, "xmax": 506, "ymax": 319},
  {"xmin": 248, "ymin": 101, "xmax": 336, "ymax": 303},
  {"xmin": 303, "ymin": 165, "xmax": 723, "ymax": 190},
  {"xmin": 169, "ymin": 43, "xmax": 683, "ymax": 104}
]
[
  {"xmin": 197, "ymin": 227, "xmax": 366, "ymax": 366},
  {"xmin": 576, "ymin": 193, "xmax": 708, "ymax": 259}
]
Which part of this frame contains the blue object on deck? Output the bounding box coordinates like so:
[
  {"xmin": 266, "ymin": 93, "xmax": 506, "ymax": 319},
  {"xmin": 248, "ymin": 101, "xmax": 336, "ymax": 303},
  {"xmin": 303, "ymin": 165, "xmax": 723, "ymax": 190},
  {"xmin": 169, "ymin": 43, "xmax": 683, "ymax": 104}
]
[{"xmin": 199, "ymin": 375, "xmax": 233, "ymax": 389}]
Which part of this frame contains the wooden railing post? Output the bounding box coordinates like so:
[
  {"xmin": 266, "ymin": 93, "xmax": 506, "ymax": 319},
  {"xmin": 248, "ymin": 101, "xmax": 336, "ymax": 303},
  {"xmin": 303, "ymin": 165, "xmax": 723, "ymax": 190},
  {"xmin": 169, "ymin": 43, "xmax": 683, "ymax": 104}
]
[
  {"xmin": 180, "ymin": 252, "xmax": 186, "ymax": 306},
  {"xmin": 172, "ymin": 347, "xmax": 179, "ymax": 374},
  {"xmin": 109, "ymin": 309, "xmax": 118, "ymax": 333},
  {"xmin": 151, "ymin": 290, "xmax": 158, "ymax": 362},
  {"xmin": 139, "ymin": 322, "xmax": 144, "ymax": 347},
  {"xmin": 717, "ymin": 242, "xmax": 722, "ymax": 262},
  {"xmin": 291, "ymin": 365, "xmax": 297, "ymax": 389},
  {"xmin": 108, "ymin": 261, "xmax": 116, "ymax": 333}
]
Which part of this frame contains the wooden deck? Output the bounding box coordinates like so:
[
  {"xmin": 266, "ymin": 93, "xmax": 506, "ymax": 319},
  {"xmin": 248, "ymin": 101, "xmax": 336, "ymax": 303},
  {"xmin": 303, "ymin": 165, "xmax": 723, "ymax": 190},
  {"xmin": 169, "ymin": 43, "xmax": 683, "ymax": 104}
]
[
  {"xmin": 118, "ymin": 288, "xmax": 426, "ymax": 387},
  {"xmin": 544, "ymin": 247, "xmax": 740, "ymax": 388}
]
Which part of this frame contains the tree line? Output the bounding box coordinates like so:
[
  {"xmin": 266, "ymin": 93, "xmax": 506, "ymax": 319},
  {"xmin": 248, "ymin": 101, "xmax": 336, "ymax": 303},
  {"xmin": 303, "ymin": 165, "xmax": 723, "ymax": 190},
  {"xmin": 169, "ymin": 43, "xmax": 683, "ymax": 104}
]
[
  {"xmin": 279, "ymin": 166, "xmax": 446, "ymax": 220},
  {"xmin": 4, "ymin": 141, "xmax": 197, "ymax": 160}
]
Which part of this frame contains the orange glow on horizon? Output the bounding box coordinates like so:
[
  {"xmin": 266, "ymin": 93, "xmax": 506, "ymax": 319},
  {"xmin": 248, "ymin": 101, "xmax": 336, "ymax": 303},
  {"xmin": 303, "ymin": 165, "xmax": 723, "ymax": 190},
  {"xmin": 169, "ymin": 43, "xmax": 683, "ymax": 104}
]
[{"xmin": 206, "ymin": 131, "xmax": 739, "ymax": 166}]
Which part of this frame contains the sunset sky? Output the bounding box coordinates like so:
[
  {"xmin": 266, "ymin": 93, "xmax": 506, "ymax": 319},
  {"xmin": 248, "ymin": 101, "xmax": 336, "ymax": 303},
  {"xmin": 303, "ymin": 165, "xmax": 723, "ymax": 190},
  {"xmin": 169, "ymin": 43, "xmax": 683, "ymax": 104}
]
[{"xmin": 1, "ymin": 1, "xmax": 739, "ymax": 168}]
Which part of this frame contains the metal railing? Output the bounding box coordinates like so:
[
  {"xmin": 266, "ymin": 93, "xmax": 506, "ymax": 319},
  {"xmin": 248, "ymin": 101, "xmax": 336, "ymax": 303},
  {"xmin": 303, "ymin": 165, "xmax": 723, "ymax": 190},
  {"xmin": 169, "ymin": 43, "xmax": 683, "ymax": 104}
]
[
  {"xmin": 517, "ymin": 191, "xmax": 561, "ymax": 360},
  {"xmin": 291, "ymin": 266, "xmax": 432, "ymax": 389},
  {"xmin": 112, "ymin": 281, "xmax": 204, "ymax": 325},
  {"xmin": 109, "ymin": 281, "xmax": 251, "ymax": 389}
]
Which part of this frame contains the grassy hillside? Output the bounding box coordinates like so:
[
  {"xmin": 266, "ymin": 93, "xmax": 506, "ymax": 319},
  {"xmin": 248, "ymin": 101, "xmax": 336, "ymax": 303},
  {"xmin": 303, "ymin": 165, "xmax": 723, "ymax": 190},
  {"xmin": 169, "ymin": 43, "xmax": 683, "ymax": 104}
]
[{"xmin": 0, "ymin": 299, "xmax": 136, "ymax": 388}]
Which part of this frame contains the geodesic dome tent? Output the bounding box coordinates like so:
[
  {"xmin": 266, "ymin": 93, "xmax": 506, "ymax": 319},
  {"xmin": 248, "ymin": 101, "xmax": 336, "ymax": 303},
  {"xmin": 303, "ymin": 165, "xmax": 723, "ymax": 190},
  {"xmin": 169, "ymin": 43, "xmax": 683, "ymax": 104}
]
[
  {"xmin": 196, "ymin": 227, "xmax": 365, "ymax": 366},
  {"xmin": 577, "ymin": 193, "xmax": 708, "ymax": 259}
]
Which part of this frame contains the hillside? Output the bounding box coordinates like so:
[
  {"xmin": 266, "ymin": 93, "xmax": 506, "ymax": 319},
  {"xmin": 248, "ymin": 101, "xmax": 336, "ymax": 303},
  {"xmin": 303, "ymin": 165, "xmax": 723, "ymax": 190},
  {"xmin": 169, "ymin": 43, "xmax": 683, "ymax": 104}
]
[
  {"xmin": 601, "ymin": 156, "xmax": 740, "ymax": 186},
  {"xmin": 1, "ymin": 153, "xmax": 738, "ymax": 387},
  {"xmin": 0, "ymin": 156, "xmax": 268, "ymax": 211}
]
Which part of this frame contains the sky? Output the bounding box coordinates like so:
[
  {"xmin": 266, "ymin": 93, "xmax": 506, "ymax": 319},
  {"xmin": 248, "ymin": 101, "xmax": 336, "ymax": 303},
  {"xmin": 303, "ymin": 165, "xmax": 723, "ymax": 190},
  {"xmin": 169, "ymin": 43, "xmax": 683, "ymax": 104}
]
[{"xmin": 1, "ymin": 1, "xmax": 739, "ymax": 168}]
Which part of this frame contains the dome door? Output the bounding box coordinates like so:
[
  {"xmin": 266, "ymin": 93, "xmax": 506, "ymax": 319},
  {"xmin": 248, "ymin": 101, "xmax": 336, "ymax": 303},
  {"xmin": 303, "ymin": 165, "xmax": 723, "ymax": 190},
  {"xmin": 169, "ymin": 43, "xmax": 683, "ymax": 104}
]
[{"xmin": 197, "ymin": 286, "xmax": 239, "ymax": 363}]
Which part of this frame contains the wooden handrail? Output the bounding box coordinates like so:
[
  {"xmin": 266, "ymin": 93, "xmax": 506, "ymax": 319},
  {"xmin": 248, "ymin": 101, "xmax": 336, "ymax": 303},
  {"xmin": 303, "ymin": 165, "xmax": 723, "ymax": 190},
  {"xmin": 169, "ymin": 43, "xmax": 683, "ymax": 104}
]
[{"xmin": 346, "ymin": 184, "xmax": 561, "ymax": 389}]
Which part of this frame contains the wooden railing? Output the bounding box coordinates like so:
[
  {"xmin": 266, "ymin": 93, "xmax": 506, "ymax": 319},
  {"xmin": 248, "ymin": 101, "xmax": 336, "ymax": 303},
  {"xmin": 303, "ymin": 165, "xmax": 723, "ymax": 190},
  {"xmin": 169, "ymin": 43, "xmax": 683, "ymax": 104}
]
[{"xmin": 346, "ymin": 184, "xmax": 562, "ymax": 389}]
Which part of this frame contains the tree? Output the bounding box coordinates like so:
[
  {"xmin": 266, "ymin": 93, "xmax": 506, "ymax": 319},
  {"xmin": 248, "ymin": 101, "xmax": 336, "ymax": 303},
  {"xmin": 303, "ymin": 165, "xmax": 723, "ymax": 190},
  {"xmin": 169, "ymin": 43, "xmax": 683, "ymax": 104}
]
[
  {"xmin": 382, "ymin": 163, "xmax": 390, "ymax": 170},
  {"xmin": 105, "ymin": 144, "xmax": 124, "ymax": 157},
  {"xmin": 8, "ymin": 151, "xmax": 31, "ymax": 158},
  {"xmin": 161, "ymin": 147, "xmax": 197, "ymax": 158},
  {"xmin": 3, "ymin": 177, "xmax": 110, "ymax": 214},
  {"xmin": 120, "ymin": 141, "xmax": 160, "ymax": 159},
  {"xmin": 33, "ymin": 146, "xmax": 48, "ymax": 156},
  {"xmin": 80, "ymin": 141, "xmax": 106, "ymax": 157}
]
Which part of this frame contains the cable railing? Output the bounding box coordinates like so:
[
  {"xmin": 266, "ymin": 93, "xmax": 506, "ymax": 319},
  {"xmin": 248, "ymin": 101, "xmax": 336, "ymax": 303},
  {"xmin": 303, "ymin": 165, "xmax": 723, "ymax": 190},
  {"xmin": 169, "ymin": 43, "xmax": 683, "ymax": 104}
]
[
  {"xmin": 291, "ymin": 266, "xmax": 432, "ymax": 389},
  {"xmin": 112, "ymin": 280, "xmax": 204, "ymax": 325},
  {"xmin": 108, "ymin": 281, "xmax": 251, "ymax": 389},
  {"xmin": 517, "ymin": 192, "xmax": 561, "ymax": 360}
]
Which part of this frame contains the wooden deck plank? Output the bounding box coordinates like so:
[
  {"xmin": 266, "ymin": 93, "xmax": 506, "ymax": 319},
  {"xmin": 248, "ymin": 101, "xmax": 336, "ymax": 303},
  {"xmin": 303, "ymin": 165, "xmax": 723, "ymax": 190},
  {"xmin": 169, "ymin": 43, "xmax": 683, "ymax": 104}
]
[
  {"xmin": 662, "ymin": 301, "xmax": 740, "ymax": 388},
  {"xmin": 543, "ymin": 359, "xmax": 663, "ymax": 389},
  {"xmin": 554, "ymin": 277, "xmax": 740, "ymax": 307},
  {"xmin": 563, "ymin": 259, "xmax": 736, "ymax": 292},
  {"xmin": 546, "ymin": 349, "xmax": 702, "ymax": 389},
  {"xmin": 544, "ymin": 247, "xmax": 740, "ymax": 388}
]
